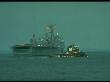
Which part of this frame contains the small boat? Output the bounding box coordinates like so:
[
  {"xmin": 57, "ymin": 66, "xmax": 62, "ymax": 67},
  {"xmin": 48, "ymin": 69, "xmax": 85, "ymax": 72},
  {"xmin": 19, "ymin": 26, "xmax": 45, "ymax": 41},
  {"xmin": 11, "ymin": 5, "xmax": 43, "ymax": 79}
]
[{"xmin": 55, "ymin": 44, "xmax": 88, "ymax": 58}]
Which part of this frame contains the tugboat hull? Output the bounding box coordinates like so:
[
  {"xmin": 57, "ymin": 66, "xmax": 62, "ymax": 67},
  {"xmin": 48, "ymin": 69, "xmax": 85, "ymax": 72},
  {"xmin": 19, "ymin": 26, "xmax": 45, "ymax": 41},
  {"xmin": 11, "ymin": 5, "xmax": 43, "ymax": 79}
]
[{"xmin": 56, "ymin": 52, "xmax": 87, "ymax": 58}]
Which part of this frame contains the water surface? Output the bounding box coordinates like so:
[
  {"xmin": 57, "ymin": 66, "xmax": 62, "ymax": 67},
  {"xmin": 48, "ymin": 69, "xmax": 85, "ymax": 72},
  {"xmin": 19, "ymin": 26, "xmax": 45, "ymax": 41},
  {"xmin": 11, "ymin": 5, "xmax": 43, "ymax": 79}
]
[{"xmin": 0, "ymin": 52, "xmax": 110, "ymax": 81}]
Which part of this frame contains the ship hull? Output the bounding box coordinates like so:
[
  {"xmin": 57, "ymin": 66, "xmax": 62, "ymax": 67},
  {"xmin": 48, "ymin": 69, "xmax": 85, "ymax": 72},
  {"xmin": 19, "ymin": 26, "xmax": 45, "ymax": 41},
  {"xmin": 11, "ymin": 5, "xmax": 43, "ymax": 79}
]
[{"xmin": 12, "ymin": 46, "xmax": 63, "ymax": 56}]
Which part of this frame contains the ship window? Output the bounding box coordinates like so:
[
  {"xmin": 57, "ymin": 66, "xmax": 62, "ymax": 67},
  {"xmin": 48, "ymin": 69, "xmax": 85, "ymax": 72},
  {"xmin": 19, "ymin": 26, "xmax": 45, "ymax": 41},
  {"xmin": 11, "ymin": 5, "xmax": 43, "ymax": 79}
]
[
  {"xmin": 69, "ymin": 48, "xmax": 72, "ymax": 51},
  {"xmin": 37, "ymin": 45, "xmax": 41, "ymax": 46}
]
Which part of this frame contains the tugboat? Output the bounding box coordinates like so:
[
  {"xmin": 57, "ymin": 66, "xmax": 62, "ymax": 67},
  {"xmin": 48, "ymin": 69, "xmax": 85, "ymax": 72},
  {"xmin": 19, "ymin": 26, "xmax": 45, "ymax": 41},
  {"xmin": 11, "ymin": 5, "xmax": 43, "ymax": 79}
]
[
  {"xmin": 12, "ymin": 24, "xmax": 87, "ymax": 58},
  {"xmin": 56, "ymin": 43, "xmax": 88, "ymax": 58}
]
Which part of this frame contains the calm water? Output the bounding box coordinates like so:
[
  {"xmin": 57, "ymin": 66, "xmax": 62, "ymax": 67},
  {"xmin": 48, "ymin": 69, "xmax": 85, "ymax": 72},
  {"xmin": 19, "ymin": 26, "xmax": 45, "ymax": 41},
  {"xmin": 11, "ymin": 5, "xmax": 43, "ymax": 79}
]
[{"xmin": 0, "ymin": 52, "xmax": 110, "ymax": 81}]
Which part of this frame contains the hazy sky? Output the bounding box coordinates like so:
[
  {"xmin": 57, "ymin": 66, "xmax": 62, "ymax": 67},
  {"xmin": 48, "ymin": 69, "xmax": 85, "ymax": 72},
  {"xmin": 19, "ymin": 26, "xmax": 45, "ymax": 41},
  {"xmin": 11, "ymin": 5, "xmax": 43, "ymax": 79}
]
[{"xmin": 0, "ymin": 2, "xmax": 110, "ymax": 52}]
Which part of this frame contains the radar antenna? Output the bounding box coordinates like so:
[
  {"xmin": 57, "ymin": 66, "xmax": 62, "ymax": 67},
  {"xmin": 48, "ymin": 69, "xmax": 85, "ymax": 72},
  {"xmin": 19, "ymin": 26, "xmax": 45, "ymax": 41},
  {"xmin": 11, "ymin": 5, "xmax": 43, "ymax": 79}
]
[{"xmin": 45, "ymin": 24, "xmax": 56, "ymax": 33}]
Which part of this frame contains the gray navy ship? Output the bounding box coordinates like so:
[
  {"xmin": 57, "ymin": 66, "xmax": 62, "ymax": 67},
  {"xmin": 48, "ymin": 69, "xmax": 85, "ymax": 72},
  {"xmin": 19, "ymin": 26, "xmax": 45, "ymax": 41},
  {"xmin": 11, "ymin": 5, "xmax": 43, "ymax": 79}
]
[
  {"xmin": 12, "ymin": 24, "xmax": 87, "ymax": 57},
  {"xmin": 12, "ymin": 25, "xmax": 65, "ymax": 57}
]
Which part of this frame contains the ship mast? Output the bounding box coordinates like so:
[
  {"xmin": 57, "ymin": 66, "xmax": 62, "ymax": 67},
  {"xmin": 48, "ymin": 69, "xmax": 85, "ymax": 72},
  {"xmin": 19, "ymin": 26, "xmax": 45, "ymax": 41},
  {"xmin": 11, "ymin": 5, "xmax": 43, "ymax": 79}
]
[
  {"xmin": 45, "ymin": 24, "xmax": 56, "ymax": 47},
  {"xmin": 30, "ymin": 33, "xmax": 37, "ymax": 46}
]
